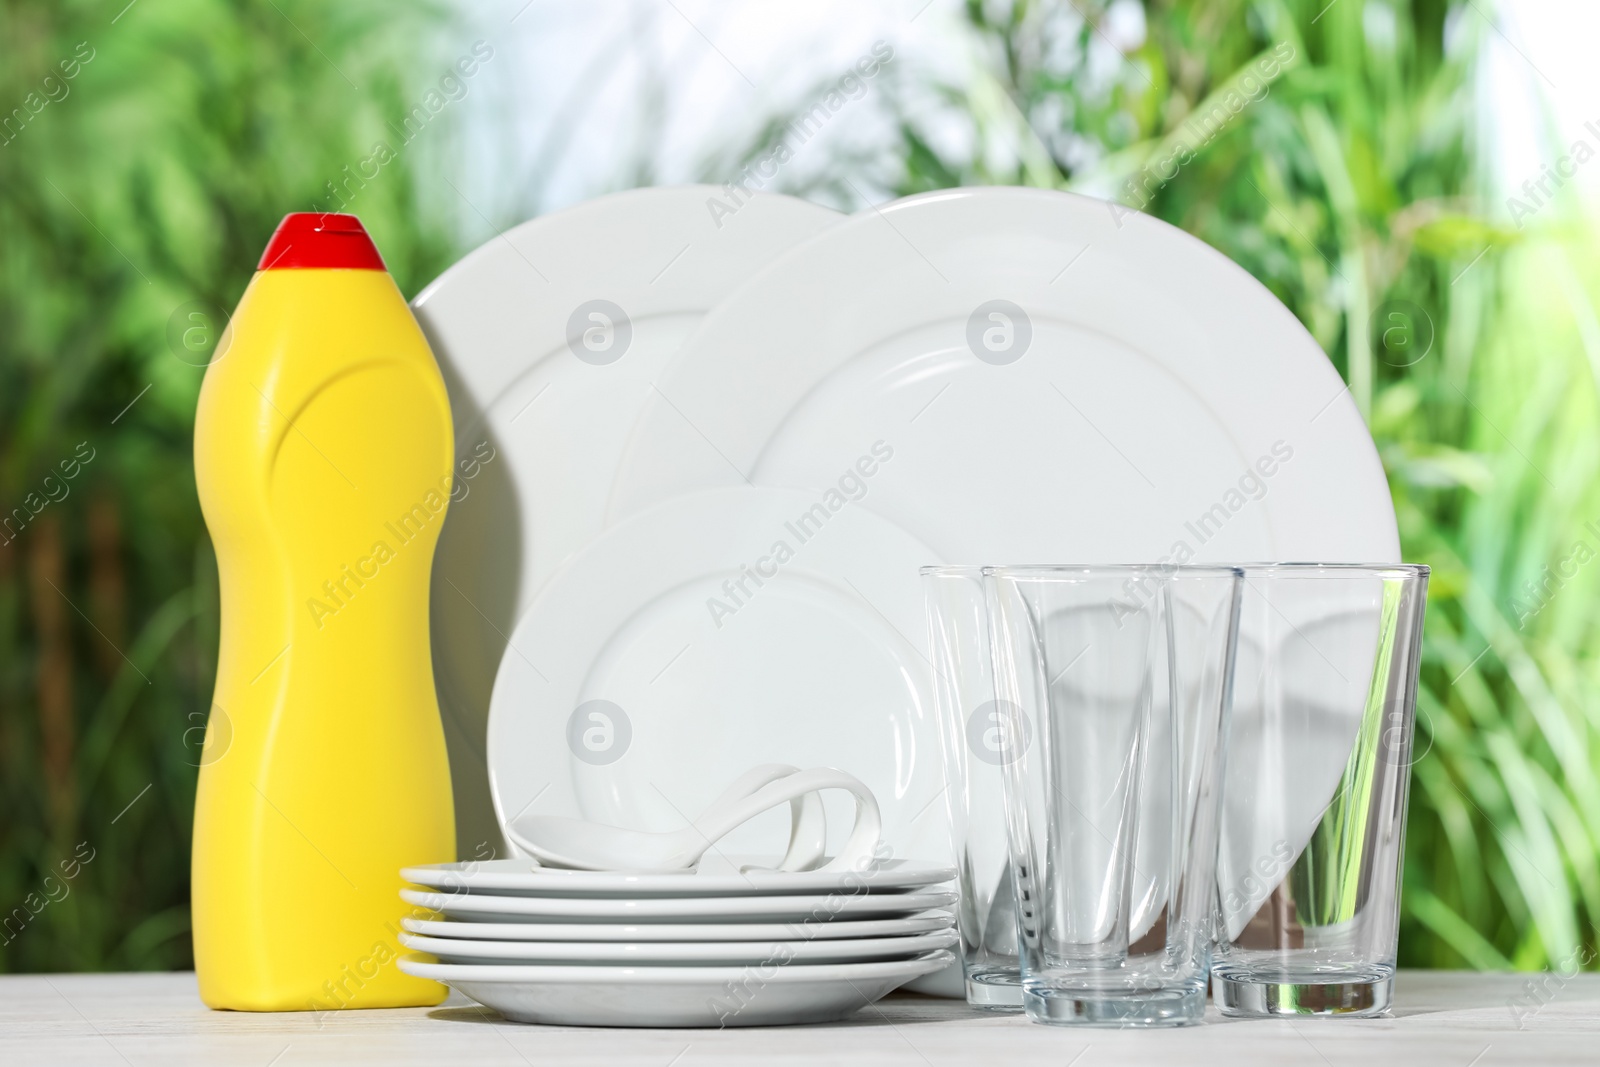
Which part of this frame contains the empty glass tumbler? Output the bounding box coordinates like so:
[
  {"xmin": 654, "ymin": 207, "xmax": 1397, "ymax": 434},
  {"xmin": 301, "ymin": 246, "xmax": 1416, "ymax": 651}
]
[
  {"xmin": 1213, "ymin": 564, "xmax": 1429, "ymax": 1017},
  {"xmin": 923, "ymin": 566, "xmax": 1022, "ymax": 1009},
  {"xmin": 987, "ymin": 565, "xmax": 1243, "ymax": 1027}
]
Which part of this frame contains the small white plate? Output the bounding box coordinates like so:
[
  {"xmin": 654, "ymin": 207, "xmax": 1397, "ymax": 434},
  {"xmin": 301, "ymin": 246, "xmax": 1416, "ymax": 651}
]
[
  {"xmin": 486, "ymin": 487, "xmax": 948, "ymax": 865},
  {"xmin": 400, "ymin": 911, "xmax": 954, "ymax": 943},
  {"xmin": 399, "ymin": 928, "xmax": 957, "ymax": 965},
  {"xmin": 400, "ymin": 856, "xmax": 954, "ymax": 897},
  {"xmin": 399, "ymin": 951, "xmax": 954, "ymax": 1026},
  {"xmin": 400, "ymin": 886, "xmax": 957, "ymax": 923}
]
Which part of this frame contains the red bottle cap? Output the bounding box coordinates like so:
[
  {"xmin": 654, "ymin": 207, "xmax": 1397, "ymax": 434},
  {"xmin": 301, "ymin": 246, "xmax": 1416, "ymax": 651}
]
[{"xmin": 257, "ymin": 213, "xmax": 387, "ymax": 271}]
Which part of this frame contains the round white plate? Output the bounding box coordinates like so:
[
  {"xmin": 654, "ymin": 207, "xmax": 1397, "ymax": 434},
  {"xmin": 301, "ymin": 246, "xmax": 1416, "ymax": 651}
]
[
  {"xmin": 400, "ymin": 886, "xmax": 958, "ymax": 923},
  {"xmin": 400, "ymin": 856, "xmax": 954, "ymax": 897},
  {"xmin": 607, "ymin": 186, "xmax": 1397, "ymax": 564},
  {"xmin": 399, "ymin": 951, "xmax": 953, "ymax": 1027},
  {"xmin": 411, "ymin": 188, "xmax": 841, "ymax": 847},
  {"xmin": 599, "ymin": 188, "xmax": 1398, "ymax": 987},
  {"xmin": 399, "ymin": 911, "xmax": 954, "ymax": 943},
  {"xmin": 399, "ymin": 928, "xmax": 957, "ymax": 964},
  {"xmin": 485, "ymin": 486, "xmax": 949, "ymax": 864}
]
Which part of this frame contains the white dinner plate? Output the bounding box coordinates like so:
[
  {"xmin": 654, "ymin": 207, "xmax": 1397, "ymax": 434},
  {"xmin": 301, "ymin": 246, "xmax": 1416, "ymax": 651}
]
[
  {"xmin": 401, "ymin": 856, "xmax": 954, "ymax": 897},
  {"xmin": 400, "ymin": 886, "xmax": 958, "ymax": 923},
  {"xmin": 398, "ymin": 951, "xmax": 953, "ymax": 1026},
  {"xmin": 601, "ymin": 187, "xmax": 1399, "ymax": 958},
  {"xmin": 485, "ymin": 486, "xmax": 949, "ymax": 865},
  {"xmin": 606, "ymin": 186, "xmax": 1398, "ymax": 568},
  {"xmin": 399, "ymin": 928, "xmax": 957, "ymax": 965},
  {"xmin": 411, "ymin": 188, "xmax": 841, "ymax": 848},
  {"xmin": 399, "ymin": 911, "xmax": 954, "ymax": 943}
]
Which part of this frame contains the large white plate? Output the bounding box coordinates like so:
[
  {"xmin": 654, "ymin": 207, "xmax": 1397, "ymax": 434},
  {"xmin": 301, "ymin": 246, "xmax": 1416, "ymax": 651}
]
[
  {"xmin": 399, "ymin": 929, "xmax": 957, "ymax": 965},
  {"xmin": 398, "ymin": 952, "xmax": 953, "ymax": 1026},
  {"xmin": 401, "ymin": 886, "xmax": 958, "ymax": 923},
  {"xmin": 411, "ymin": 188, "xmax": 841, "ymax": 849},
  {"xmin": 485, "ymin": 486, "xmax": 950, "ymax": 865},
  {"xmin": 601, "ymin": 187, "xmax": 1398, "ymax": 963},
  {"xmin": 607, "ymin": 186, "xmax": 1397, "ymax": 564},
  {"xmin": 401, "ymin": 856, "xmax": 953, "ymax": 897},
  {"xmin": 400, "ymin": 912, "xmax": 954, "ymax": 943}
]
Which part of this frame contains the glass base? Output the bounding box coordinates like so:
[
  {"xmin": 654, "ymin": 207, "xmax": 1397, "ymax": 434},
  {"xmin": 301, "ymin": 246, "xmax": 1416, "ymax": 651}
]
[
  {"xmin": 966, "ymin": 970, "xmax": 1023, "ymax": 1011},
  {"xmin": 1023, "ymin": 984, "xmax": 1205, "ymax": 1027},
  {"xmin": 1214, "ymin": 973, "xmax": 1393, "ymax": 1017}
]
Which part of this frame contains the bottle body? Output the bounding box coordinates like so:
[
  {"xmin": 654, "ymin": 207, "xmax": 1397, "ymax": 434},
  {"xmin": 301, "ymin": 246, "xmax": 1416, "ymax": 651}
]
[{"xmin": 193, "ymin": 260, "xmax": 455, "ymax": 1011}]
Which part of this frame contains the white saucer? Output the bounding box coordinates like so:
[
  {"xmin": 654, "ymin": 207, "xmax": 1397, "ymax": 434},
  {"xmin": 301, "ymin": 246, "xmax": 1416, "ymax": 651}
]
[
  {"xmin": 485, "ymin": 486, "xmax": 949, "ymax": 864},
  {"xmin": 399, "ymin": 911, "xmax": 953, "ymax": 942},
  {"xmin": 401, "ymin": 856, "xmax": 954, "ymax": 897},
  {"xmin": 399, "ymin": 951, "xmax": 954, "ymax": 1026},
  {"xmin": 399, "ymin": 928, "xmax": 957, "ymax": 965},
  {"xmin": 400, "ymin": 886, "xmax": 958, "ymax": 923}
]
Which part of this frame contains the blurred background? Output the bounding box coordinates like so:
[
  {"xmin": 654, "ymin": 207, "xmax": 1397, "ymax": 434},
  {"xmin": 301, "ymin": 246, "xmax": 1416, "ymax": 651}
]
[{"xmin": 2, "ymin": 0, "xmax": 1598, "ymax": 975}]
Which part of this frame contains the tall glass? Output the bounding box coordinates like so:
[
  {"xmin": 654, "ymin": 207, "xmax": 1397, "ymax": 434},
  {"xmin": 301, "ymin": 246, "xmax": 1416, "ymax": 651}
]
[
  {"xmin": 1213, "ymin": 564, "xmax": 1429, "ymax": 1017},
  {"xmin": 987, "ymin": 565, "xmax": 1242, "ymax": 1027},
  {"xmin": 922, "ymin": 566, "xmax": 1022, "ymax": 1010}
]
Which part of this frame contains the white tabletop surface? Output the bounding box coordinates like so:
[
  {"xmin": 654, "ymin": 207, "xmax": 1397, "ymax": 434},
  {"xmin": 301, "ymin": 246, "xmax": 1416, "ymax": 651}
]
[{"xmin": 2, "ymin": 970, "xmax": 1596, "ymax": 1066}]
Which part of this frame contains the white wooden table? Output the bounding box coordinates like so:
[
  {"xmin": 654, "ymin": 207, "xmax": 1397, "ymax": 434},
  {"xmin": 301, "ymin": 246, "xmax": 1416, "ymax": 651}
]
[{"xmin": 2, "ymin": 971, "xmax": 1596, "ymax": 1065}]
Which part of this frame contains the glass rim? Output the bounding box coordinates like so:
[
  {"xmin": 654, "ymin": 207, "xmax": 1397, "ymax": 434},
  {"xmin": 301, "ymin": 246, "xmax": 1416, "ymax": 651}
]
[
  {"xmin": 1236, "ymin": 562, "xmax": 1430, "ymax": 580},
  {"xmin": 982, "ymin": 563, "xmax": 1242, "ymax": 579},
  {"xmin": 924, "ymin": 562, "xmax": 1429, "ymax": 581}
]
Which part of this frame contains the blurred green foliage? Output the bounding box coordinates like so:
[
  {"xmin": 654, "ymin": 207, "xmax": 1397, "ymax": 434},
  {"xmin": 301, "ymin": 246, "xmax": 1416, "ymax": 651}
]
[
  {"xmin": 0, "ymin": 0, "xmax": 459, "ymax": 972},
  {"xmin": 2, "ymin": 0, "xmax": 1595, "ymax": 977},
  {"xmin": 850, "ymin": 0, "xmax": 1598, "ymax": 970}
]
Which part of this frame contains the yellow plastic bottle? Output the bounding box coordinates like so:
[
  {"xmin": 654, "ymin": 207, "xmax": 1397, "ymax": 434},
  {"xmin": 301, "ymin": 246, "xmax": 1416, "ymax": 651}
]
[{"xmin": 192, "ymin": 213, "xmax": 455, "ymax": 1011}]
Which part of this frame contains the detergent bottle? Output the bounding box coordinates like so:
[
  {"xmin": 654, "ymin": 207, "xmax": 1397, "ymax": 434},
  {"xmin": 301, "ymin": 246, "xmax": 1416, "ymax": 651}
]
[{"xmin": 192, "ymin": 213, "xmax": 455, "ymax": 1010}]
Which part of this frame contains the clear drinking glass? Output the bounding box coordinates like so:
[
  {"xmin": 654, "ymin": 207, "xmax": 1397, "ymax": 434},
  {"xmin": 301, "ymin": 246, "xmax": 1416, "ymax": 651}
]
[
  {"xmin": 922, "ymin": 566, "xmax": 1022, "ymax": 1010},
  {"xmin": 1212, "ymin": 564, "xmax": 1429, "ymax": 1017},
  {"xmin": 987, "ymin": 565, "xmax": 1242, "ymax": 1027}
]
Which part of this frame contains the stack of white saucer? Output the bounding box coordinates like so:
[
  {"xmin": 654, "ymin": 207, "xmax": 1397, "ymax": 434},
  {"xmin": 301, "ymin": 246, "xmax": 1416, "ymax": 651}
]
[{"xmin": 396, "ymin": 855, "xmax": 956, "ymax": 1027}]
